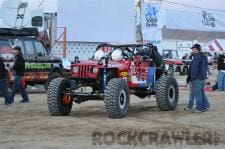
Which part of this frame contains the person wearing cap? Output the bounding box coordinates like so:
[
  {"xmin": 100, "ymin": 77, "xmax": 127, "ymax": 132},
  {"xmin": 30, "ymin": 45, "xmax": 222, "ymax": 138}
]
[
  {"xmin": 184, "ymin": 43, "xmax": 209, "ymax": 113},
  {"xmin": 10, "ymin": 46, "xmax": 29, "ymax": 103},
  {"xmin": 0, "ymin": 56, "xmax": 11, "ymax": 105}
]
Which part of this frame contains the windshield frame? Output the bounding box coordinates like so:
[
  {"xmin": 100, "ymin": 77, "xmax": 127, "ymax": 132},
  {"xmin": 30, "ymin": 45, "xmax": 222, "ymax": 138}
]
[{"xmin": 9, "ymin": 37, "xmax": 48, "ymax": 56}]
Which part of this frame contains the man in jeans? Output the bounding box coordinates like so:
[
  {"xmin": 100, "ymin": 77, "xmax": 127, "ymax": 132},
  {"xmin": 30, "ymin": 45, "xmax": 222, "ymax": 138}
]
[
  {"xmin": 185, "ymin": 63, "xmax": 194, "ymax": 111},
  {"xmin": 185, "ymin": 44, "xmax": 209, "ymax": 112},
  {"xmin": 10, "ymin": 46, "xmax": 29, "ymax": 103},
  {"xmin": 0, "ymin": 56, "xmax": 11, "ymax": 105}
]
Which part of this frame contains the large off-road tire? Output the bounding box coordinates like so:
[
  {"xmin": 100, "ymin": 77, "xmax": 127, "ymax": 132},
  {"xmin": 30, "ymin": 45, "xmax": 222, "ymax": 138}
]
[
  {"xmin": 156, "ymin": 75, "xmax": 179, "ymax": 111},
  {"xmin": 45, "ymin": 72, "xmax": 61, "ymax": 90},
  {"xmin": 104, "ymin": 78, "xmax": 130, "ymax": 118},
  {"xmin": 181, "ymin": 66, "xmax": 188, "ymax": 76},
  {"xmin": 167, "ymin": 66, "xmax": 174, "ymax": 75},
  {"xmin": 47, "ymin": 78, "xmax": 73, "ymax": 116}
]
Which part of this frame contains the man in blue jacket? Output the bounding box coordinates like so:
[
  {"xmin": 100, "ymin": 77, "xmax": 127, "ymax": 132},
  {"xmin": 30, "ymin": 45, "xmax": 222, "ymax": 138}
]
[{"xmin": 186, "ymin": 44, "xmax": 209, "ymax": 112}]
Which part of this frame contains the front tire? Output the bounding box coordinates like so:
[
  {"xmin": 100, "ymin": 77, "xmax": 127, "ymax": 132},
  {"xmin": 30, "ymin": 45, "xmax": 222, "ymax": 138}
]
[
  {"xmin": 45, "ymin": 72, "xmax": 61, "ymax": 90},
  {"xmin": 47, "ymin": 78, "xmax": 73, "ymax": 116},
  {"xmin": 156, "ymin": 76, "xmax": 179, "ymax": 111},
  {"xmin": 104, "ymin": 78, "xmax": 130, "ymax": 118}
]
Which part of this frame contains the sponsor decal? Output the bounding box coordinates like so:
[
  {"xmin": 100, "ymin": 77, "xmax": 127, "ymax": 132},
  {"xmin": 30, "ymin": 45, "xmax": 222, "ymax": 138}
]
[
  {"xmin": 202, "ymin": 10, "xmax": 215, "ymax": 28},
  {"xmin": 92, "ymin": 130, "xmax": 220, "ymax": 146},
  {"xmin": 25, "ymin": 63, "xmax": 52, "ymax": 70},
  {"xmin": 145, "ymin": 4, "xmax": 159, "ymax": 28}
]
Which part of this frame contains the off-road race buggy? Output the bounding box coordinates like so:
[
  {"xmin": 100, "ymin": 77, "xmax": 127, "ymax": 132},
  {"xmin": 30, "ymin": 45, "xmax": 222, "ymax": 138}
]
[
  {"xmin": 47, "ymin": 43, "xmax": 179, "ymax": 118},
  {"xmin": 0, "ymin": 28, "xmax": 67, "ymax": 89}
]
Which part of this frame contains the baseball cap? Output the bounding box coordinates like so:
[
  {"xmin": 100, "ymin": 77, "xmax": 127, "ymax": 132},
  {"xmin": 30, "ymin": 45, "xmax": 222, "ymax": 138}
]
[{"xmin": 190, "ymin": 44, "xmax": 201, "ymax": 51}]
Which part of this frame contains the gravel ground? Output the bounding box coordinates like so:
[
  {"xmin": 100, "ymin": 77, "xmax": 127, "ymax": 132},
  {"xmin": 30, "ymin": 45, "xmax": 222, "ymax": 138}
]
[{"xmin": 0, "ymin": 71, "xmax": 225, "ymax": 149}]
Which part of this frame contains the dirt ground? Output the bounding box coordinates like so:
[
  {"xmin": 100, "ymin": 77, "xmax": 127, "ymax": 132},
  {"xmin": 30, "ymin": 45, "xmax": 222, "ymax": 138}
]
[{"xmin": 0, "ymin": 71, "xmax": 225, "ymax": 149}]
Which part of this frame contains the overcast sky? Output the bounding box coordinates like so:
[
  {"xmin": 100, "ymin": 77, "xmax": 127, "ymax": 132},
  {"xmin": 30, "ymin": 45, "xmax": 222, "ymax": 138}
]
[
  {"xmin": 160, "ymin": 0, "xmax": 225, "ymax": 11},
  {"xmin": 0, "ymin": 0, "xmax": 57, "ymax": 12},
  {"xmin": 0, "ymin": 0, "xmax": 224, "ymax": 13}
]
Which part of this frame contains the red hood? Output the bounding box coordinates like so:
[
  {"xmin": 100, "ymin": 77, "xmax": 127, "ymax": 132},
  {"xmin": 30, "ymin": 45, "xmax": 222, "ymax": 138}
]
[
  {"xmin": 72, "ymin": 60, "xmax": 98, "ymax": 66},
  {"xmin": 72, "ymin": 60, "xmax": 131, "ymax": 69}
]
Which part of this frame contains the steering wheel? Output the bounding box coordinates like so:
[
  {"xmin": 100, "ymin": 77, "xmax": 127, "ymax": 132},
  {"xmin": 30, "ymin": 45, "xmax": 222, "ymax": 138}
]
[
  {"xmin": 123, "ymin": 53, "xmax": 129, "ymax": 60},
  {"xmin": 140, "ymin": 55, "xmax": 149, "ymax": 61}
]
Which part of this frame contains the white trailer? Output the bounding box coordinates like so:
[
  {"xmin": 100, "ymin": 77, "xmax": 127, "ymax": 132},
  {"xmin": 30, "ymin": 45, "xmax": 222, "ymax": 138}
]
[{"xmin": 52, "ymin": 0, "xmax": 136, "ymax": 61}]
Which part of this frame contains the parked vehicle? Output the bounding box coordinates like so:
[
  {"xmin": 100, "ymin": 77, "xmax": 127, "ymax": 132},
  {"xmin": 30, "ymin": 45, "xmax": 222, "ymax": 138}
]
[
  {"xmin": 163, "ymin": 49, "xmax": 190, "ymax": 75},
  {"xmin": 0, "ymin": 28, "xmax": 66, "ymax": 89}
]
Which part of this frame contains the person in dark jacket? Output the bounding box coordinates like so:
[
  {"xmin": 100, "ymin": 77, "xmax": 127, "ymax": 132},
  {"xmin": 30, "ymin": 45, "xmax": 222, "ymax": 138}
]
[
  {"xmin": 217, "ymin": 53, "xmax": 225, "ymax": 71},
  {"xmin": 185, "ymin": 63, "xmax": 194, "ymax": 111},
  {"xmin": 0, "ymin": 56, "xmax": 11, "ymax": 105},
  {"xmin": 212, "ymin": 53, "xmax": 225, "ymax": 90},
  {"xmin": 216, "ymin": 53, "xmax": 225, "ymax": 90},
  {"xmin": 10, "ymin": 46, "xmax": 29, "ymax": 103},
  {"xmin": 184, "ymin": 44, "xmax": 209, "ymax": 113}
]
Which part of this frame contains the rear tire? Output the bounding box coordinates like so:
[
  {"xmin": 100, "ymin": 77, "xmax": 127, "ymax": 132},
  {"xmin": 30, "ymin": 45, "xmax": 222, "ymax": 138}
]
[
  {"xmin": 104, "ymin": 78, "xmax": 130, "ymax": 118},
  {"xmin": 156, "ymin": 76, "xmax": 179, "ymax": 111},
  {"xmin": 47, "ymin": 78, "xmax": 73, "ymax": 116}
]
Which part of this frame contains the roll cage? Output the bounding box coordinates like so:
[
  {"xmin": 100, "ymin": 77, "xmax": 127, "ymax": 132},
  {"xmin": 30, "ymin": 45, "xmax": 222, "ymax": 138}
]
[{"xmin": 93, "ymin": 43, "xmax": 156, "ymax": 61}]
